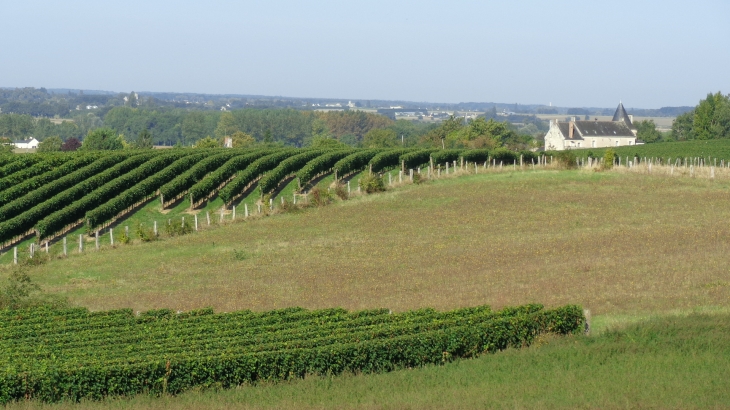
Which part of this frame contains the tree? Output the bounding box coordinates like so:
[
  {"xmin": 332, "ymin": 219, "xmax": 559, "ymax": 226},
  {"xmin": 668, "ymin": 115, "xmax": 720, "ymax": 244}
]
[
  {"xmin": 214, "ymin": 112, "xmax": 239, "ymax": 139},
  {"xmin": 361, "ymin": 129, "xmax": 398, "ymax": 148},
  {"xmin": 81, "ymin": 128, "xmax": 123, "ymax": 150},
  {"xmin": 194, "ymin": 136, "xmax": 220, "ymax": 148},
  {"xmin": 229, "ymin": 131, "xmax": 255, "ymax": 148},
  {"xmin": 310, "ymin": 135, "xmax": 349, "ymax": 149},
  {"xmin": 135, "ymin": 129, "xmax": 154, "ymax": 149},
  {"xmin": 61, "ymin": 137, "xmax": 81, "ymax": 151},
  {"xmin": 635, "ymin": 120, "xmax": 662, "ymax": 143},
  {"xmin": 672, "ymin": 111, "xmax": 694, "ymax": 141},
  {"xmin": 182, "ymin": 112, "xmax": 208, "ymax": 146},
  {"xmin": 37, "ymin": 136, "xmax": 63, "ymax": 152},
  {"xmin": 0, "ymin": 137, "xmax": 14, "ymax": 154}
]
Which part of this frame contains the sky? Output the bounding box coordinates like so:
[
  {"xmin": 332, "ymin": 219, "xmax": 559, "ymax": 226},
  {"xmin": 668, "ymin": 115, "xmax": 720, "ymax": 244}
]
[{"xmin": 1, "ymin": 0, "xmax": 729, "ymax": 108}]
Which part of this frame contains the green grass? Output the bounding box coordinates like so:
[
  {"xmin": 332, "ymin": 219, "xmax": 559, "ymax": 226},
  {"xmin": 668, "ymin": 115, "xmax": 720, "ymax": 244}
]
[{"xmin": 8, "ymin": 312, "xmax": 730, "ymax": 409}]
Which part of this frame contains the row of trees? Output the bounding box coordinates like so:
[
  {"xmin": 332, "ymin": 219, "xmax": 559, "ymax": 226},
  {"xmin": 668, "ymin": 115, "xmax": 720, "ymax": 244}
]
[{"xmin": 672, "ymin": 92, "xmax": 730, "ymax": 141}]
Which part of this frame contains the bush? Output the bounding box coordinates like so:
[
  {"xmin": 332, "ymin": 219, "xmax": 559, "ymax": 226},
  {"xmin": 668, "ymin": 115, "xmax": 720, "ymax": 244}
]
[
  {"xmin": 119, "ymin": 231, "xmax": 131, "ymax": 245},
  {"xmin": 412, "ymin": 173, "xmax": 424, "ymax": 184},
  {"xmin": 136, "ymin": 224, "xmax": 157, "ymax": 242},
  {"xmin": 309, "ymin": 186, "xmax": 332, "ymax": 207},
  {"xmin": 165, "ymin": 218, "xmax": 194, "ymax": 237},
  {"xmin": 603, "ymin": 149, "xmax": 615, "ymax": 169},
  {"xmin": 334, "ymin": 183, "xmax": 348, "ymax": 200},
  {"xmin": 556, "ymin": 150, "xmax": 577, "ymax": 169},
  {"xmin": 359, "ymin": 173, "xmax": 385, "ymax": 194}
]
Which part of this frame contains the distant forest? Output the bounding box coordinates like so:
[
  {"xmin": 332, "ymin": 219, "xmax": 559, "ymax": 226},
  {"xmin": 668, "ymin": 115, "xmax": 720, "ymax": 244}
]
[{"xmin": 0, "ymin": 87, "xmax": 720, "ymax": 149}]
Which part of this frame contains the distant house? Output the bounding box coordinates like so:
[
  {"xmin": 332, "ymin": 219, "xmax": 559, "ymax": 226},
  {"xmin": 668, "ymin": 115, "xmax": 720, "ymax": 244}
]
[
  {"xmin": 544, "ymin": 103, "xmax": 637, "ymax": 151},
  {"xmin": 13, "ymin": 137, "xmax": 40, "ymax": 149}
]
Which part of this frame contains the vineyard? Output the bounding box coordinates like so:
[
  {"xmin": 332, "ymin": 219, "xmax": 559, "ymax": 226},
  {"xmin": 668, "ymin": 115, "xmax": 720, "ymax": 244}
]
[
  {"xmin": 0, "ymin": 147, "xmax": 537, "ymax": 250},
  {"xmin": 0, "ymin": 303, "xmax": 584, "ymax": 403},
  {"xmin": 570, "ymin": 139, "xmax": 730, "ymax": 162}
]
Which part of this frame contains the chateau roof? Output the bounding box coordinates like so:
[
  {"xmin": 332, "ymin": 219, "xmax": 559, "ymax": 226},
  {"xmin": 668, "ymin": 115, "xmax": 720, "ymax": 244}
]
[
  {"xmin": 611, "ymin": 102, "xmax": 635, "ymax": 129},
  {"xmin": 557, "ymin": 121, "xmax": 636, "ymax": 140}
]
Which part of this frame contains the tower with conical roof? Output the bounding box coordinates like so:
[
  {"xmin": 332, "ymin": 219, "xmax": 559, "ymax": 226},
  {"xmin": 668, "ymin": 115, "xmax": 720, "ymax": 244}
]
[{"xmin": 612, "ymin": 102, "xmax": 636, "ymax": 136}]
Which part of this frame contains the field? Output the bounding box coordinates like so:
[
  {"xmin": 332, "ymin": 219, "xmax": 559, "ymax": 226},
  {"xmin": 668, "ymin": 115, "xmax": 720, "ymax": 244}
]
[
  {"xmin": 4, "ymin": 151, "xmax": 730, "ymax": 407},
  {"xmin": 5, "ymin": 168, "xmax": 730, "ymax": 316},
  {"xmin": 570, "ymin": 139, "xmax": 730, "ymax": 162},
  {"xmin": 7, "ymin": 312, "xmax": 730, "ymax": 409}
]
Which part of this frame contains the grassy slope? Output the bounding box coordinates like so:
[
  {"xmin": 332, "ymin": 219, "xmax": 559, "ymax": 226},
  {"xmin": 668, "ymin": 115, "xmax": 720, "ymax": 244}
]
[
  {"xmin": 9, "ymin": 312, "xmax": 730, "ymax": 409},
  {"xmin": 3, "ymin": 168, "xmax": 730, "ymax": 317}
]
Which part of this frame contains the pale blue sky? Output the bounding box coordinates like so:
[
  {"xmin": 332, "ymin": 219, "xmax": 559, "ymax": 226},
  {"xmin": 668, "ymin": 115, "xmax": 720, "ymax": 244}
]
[{"xmin": 1, "ymin": 0, "xmax": 728, "ymax": 108}]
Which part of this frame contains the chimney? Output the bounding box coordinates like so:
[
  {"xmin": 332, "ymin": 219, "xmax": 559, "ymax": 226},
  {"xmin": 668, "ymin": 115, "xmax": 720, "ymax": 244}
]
[{"xmin": 569, "ymin": 122, "xmax": 574, "ymax": 139}]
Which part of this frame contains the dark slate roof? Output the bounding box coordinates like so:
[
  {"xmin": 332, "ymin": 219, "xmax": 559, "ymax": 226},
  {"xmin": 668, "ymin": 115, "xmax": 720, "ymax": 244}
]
[
  {"xmin": 574, "ymin": 121, "xmax": 635, "ymax": 138},
  {"xmin": 557, "ymin": 123, "xmax": 583, "ymax": 140},
  {"xmin": 611, "ymin": 102, "xmax": 634, "ymax": 129},
  {"xmin": 557, "ymin": 121, "xmax": 635, "ymax": 139}
]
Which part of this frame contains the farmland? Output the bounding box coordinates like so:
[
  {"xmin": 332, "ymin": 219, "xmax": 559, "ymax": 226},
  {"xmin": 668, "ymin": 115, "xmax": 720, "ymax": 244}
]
[{"xmin": 3, "ymin": 145, "xmax": 730, "ymax": 407}]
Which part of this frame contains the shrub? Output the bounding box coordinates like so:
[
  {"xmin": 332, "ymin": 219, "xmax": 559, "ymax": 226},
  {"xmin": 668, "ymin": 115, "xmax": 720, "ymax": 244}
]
[
  {"xmin": 359, "ymin": 173, "xmax": 385, "ymax": 193},
  {"xmin": 309, "ymin": 186, "xmax": 332, "ymax": 207},
  {"xmin": 603, "ymin": 149, "xmax": 615, "ymax": 169},
  {"xmin": 412, "ymin": 173, "xmax": 424, "ymax": 184},
  {"xmin": 119, "ymin": 231, "xmax": 131, "ymax": 245},
  {"xmin": 556, "ymin": 150, "xmax": 577, "ymax": 169},
  {"xmin": 136, "ymin": 224, "xmax": 157, "ymax": 242},
  {"xmin": 334, "ymin": 183, "xmax": 348, "ymax": 200},
  {"xmin": 165, "ymin": 218, "xmax": 194, "ymax": 237}
]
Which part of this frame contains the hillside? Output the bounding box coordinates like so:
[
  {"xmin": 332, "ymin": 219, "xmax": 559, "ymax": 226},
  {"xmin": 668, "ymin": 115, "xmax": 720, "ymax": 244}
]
[{"xmin": 6, "ymin": 169, "xmax": 730, "ymax": 316}]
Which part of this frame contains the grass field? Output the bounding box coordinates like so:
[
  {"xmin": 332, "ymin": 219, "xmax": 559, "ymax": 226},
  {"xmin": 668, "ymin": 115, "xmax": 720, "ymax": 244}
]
[
  {"xmin": 4, "ymin": 166, "xmax": 730, "ymax": 408},
  {"xmin": 4, "ymin": 168, "xmax": 730, "ymax": 318},
  {"xmin": 7, "ymin": 311, "xmax": 730, "ymax": 409}
]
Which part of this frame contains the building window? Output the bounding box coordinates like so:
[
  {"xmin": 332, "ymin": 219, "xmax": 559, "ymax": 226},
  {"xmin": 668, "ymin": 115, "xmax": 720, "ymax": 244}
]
[
  {"xmin": 592, "ymin": 140, "xmax": 596, "ymax": 148},
  {"xmin": 615, "ymin": 140, "xmax": 619, "ymax": 146}
]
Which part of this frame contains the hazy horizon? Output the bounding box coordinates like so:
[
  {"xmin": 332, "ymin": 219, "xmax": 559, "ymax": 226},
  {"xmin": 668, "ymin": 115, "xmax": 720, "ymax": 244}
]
[{"xmin": 2, "ymin": 0, "xmax": 728, "ymax": 109}]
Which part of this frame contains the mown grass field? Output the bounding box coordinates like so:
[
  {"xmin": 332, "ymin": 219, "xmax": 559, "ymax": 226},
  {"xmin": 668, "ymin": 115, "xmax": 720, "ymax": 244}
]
[
  {"xmin": 7, "ymin": 312, "xmax": 730, "ymax": 409},
  {"xmin": 4, "ymin": 168, "xmax": 730, "ymax": 318}
]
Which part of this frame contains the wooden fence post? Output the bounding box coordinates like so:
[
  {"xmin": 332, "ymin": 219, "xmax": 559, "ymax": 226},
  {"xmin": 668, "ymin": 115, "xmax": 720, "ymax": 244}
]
[
  {"xmin": 409, "ymin": 169, "xmax": 413, "ymax": 182},
  {"xmin": 79, "ymin": 235, "xmax": 83, "ymax": 253},
  {"xmin": 206, "ymin": 212, "xmax": 211, "ymax": 226},
  {"xmin": 63, "ymin": 237, "xmax": 67, "ymax": 256},
  {"xmin": 232, "ymin": 206, "xmax": 236, "ymax": 220},
  {"xmin": 95, "ymin": 231, "xmax": 99, "ymax": 250},
  {"xmin": 29, "ymin": 243, "xmax": 34, "ymax": 259},
  {"xmin": 244, "ymin": 204, "xmax": 249, "ymax": 218},
  {"xmin": 13, "ymin": 246, "xmax": 17, "ymax": 264},
  {"xmin": 110, "ymin": 228, "xmax": 114, "ymax": 246},
  {"xmin": 445, "ymin": 162, "xmax": 449, "ymax": 174},
  {"xmin": 195, "ymin": 214, "xmax": 198, "ymax": 231}
]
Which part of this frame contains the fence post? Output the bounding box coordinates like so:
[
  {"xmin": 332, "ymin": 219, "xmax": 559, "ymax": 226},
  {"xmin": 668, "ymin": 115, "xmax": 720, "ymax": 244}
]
[
  {"xmin": 245, "ymin": 204, "xmax": 249, "ymax": 218},
  {"xmin": 154, "ymin": 221, "xmax": 158, "ymax": 236},
  {"xmin": 399, "ymin": 170, "xmax": 403, "ymax": 182},
  {"xmin": 445, "ymin": 162, "xmax": 449, "ymax": 174},
  {"xmin": 195, "ymin": 214, "xmax": 198, "ymax": 231},
  {"xmin": 220, "ymin": 210, "xmax": 224, "ymax": 223},
  {"xmin": 79, "ymin": 234, "xmax": 83, "ymax": 253},
  {"xmin": 347, "ymin": 180, "xmax": 351, "ymax": 195},
  {"xmin": 110, "ymin": 228, "xmax": 114, "ymax": 246},
  {"xmin": 409, "ymin": 169, "xmax": 413, "ymax": 182},
  {"xmin": 182, "ymin": 216, "xmax": 185, "ymax": 228},
  {"xmin": 206, "ymin": 212, "xmax": 211, "ymax": 226},
  {"xmin": 258, "ymin": 204, "xmax": 261, "ymax": 214},
  {"xmin": 29, "ymin": 243, "xmax": 34, "ymax": 259},
  {"xmin": 389, "ymin": 173, "xmax": 392, "ymax": 185},
  {"xmin": 13, "ymin": 247, "xmax": 17, "ymax": 264},
  {"xmin": 232, "ymin": 206, "xmax": 236, "ymax": 220},
  {"xmin": 293, "ymin": 194, "xmax": 296, "ymax": 205},
  {"xmin": 269, "ymin": 198, "xmax": 274, "ymax": 210},
  {"xmin": 63, "ymin": 237, "xmax": 67, "ymax": 256},
  {"xmin": 95, "ymin": 231, "xmax": 99, "ymax": 250}
]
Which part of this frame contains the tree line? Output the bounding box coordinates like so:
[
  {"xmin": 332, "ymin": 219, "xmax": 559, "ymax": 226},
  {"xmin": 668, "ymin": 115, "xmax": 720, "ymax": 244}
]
[{"xmin": 0, "ymin": 107, "xmax": 540, "ymax": 153}]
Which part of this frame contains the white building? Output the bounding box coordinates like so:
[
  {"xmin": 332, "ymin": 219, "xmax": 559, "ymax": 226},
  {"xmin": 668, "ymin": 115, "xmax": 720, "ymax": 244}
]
[
  {"xmin": 13, "ymin": 137, "xmax": 40, "ymax": 149},
  {"xmin": 544, "ymin": 103, "xmax": 637, "ymax": 151}
]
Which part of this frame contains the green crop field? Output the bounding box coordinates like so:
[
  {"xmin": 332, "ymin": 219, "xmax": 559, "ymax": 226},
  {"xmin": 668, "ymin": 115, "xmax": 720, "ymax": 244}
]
[
  {"xmin": 3, "ymin": 145, "xmax": 730, "ymax": 407},
  {"xmin": 570, "ymin": 138, "xmax": 730, "ymax": 162}
]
